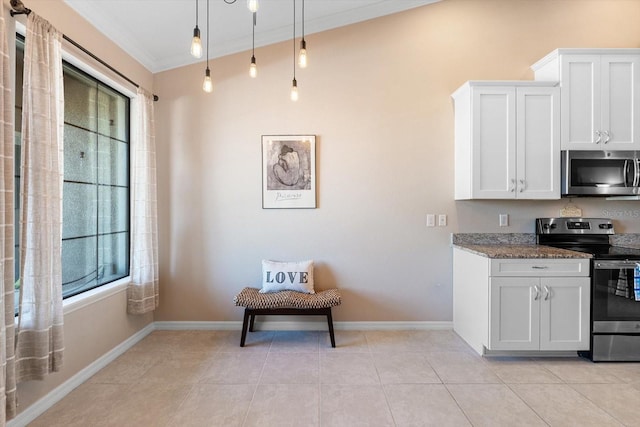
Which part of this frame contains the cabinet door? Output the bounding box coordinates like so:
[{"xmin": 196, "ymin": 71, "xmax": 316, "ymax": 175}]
[
  {"xmin": 489, "ymin": 277, "xmax": 540, "ymax": 351},
  {"xmin": 539, "ymin": 277, "xmax": 590, "ymax": 351},
  {"xmin": 600, "ymin": 55, "xmax": 640, "ymax": 149},
  {"xmin": 560, "ymin": 55, "xmax": 601, "ymax": 149},
  {"xmin": 471, "ymin": 87, "xmax": 516, "ymax": 198},
  {"xmin": 516, "ymin": 86, "xmax": 560, "ymax": 199}
]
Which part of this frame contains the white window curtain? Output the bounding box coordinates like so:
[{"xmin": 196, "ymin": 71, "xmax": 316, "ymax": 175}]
[
  {"xmin": 15, "ymin": 13, "xmax": 64, "ymax": 381},
  {"xmin": 127, "ymin": 88, "xmax": 159, "ymax": 314},
  {"xmin": 0, "ymin": 3, "xmax": 17, "ymax": 423}
]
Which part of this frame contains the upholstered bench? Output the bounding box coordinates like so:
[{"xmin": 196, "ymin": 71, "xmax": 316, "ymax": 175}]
[{"xmin": 234, "ymin": 287, "xmax": 342, "ymax": 347}]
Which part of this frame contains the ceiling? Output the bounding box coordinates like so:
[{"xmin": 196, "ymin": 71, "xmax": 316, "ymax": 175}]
[{"xmin": 63, "ymin": 0, "xmax": 440, "ymax": 73}]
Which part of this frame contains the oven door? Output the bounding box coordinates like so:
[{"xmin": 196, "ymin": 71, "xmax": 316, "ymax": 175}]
[
  {"xmin": 592, "ymin": 260, "xmax": 640, "ymax": 327},
  {"xmin": 591, "ymin": 260, "xmax": 640, "ymax": 361}
]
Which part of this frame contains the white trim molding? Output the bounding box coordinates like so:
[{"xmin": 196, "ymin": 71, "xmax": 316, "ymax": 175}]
[{"xmin": 154, "ymin": 320, "xmax": 454, "ymax": 331}]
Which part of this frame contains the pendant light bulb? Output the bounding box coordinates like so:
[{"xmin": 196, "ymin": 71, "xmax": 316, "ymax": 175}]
[
  {"xmin": 250, "ymin": 56, "xmax": 257, "ymax": 78},
  {"xmin": 247, "ymin": 0, "xmax": 259, "ymax": 12},
  {"xmin": 203, "ymin": 67, "xmax": 213, "ymax": 93},
  {"xmin": 191, "ymin": 26, "xmax": 203, "ymax": 58},
  {"xmin": 291, "ymin": 78, "xmax": 299, "ymax": 101},
  {"xmin": 298, "ymin": 39, "xmax": 307, "ymax": 68}
]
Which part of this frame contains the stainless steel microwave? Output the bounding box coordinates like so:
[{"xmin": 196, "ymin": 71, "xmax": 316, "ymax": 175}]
[{"xmin": 561, "ymin": 151, "xmax": 640, "ymax": 196}]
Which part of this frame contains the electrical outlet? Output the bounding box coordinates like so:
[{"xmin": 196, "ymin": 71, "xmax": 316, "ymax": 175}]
[
  {"xmin": 427, "ymin": 214, "xmax": 435, "ymax": 227},
  {"xmin": 499, "ymin": 214, "xmax": 509, "ymax": 227},
  {"xmin": 438, "ymin": 214, "xmax": 447, "ymax": 227}
]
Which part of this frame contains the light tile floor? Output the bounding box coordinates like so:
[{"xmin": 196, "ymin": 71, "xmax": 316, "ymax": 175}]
[{"xmin": 29, "ymin": 329, "xmax": 640, "ymax": 426}]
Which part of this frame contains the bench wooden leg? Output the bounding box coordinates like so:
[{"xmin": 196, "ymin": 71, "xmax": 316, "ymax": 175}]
[
  {"xmin": 249, "ymin": 313, "xmax": 256, "ymax": 332},
  {"xmin": 240, "ymin": 308, "xmax": 251, "ymax": 347},
  {"xmin": 326, "ymin": 308, "xmax": 336, "ymax": 348},
  {"xmin": 239, "ymin": 307, "xmax": 337, "ymax": 348}
]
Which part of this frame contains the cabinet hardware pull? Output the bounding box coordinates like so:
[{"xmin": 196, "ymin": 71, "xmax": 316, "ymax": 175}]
[
  {"xmin": 531, "ymin": 266, "xmax": 548, "ymax": 269},
  {"xmin": 510, "ymin": 178, "xmax": 515, "ymax": 192},
  {"xmin": 519, "ymin": 179, "xmax": 525, "ymax": 192},
  {"xmin": 603, "ymin": 130, "xmax": 610, "ymax": 144},
  {"xmin": 543, "ymin": 285, "xmax": 550, "ymax": 300},
  {"xmin": 594, "ymin": 130, "xmax": 602, "ymax": 144},
  {"xmin": 533, "ymin": 285, "xmax": 540, "ymax": 301}
]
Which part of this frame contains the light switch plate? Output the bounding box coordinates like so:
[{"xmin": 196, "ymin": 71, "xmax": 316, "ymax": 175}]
[
  {"xmin": 427, "ymin": 214, "xmax": 435, "ymax": 227},
  {"xmin": 499, "ymin": 214, "xmax": 509, "ymax": 227},
  {"xmin": 438, "ymin": 214, "xmax": 447, "ymax": 226}
]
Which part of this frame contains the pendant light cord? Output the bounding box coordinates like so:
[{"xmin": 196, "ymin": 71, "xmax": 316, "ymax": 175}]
[
  {"xmin": 301, "ymin": 0, "xmax": 304, "ymax": 40},
  {"xmin": 196, "ymin": 0, "xmax": 199, "ymax": 27},
  {"xmin": 292, "ymin": 0, "xmax": 296, "ymax": 79},
  {"xmin": 206, "ymin": 0, "xmax": 210, "ymax": 67},
  {"xmin": 252, "ymin": 12, "xmax": 256, "ymax": 56}
]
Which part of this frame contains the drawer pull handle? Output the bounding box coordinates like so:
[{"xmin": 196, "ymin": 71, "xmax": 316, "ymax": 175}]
[{"xmin": 531, "ymin": 266, "xmax": 548, "ymax": 269}]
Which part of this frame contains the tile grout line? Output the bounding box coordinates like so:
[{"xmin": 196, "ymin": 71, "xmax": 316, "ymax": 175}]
[{"xmin": 240, "ymin": 332, "xmax": 274, "ymax": 427}]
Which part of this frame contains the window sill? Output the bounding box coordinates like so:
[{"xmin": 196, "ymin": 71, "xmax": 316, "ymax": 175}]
[{"xmin": 63, "ymin": 277, "xmax": 130, "ymax": 315}]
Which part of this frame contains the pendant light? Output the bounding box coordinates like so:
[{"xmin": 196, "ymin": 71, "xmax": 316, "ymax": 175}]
[
  {"xmin": 298, "ymin": 0, "xmax": 307, "ymax": 68},
  {"xmin": 249, "ymin": 12, "xmax": 257, "ymax": 78},
  {"xmin": 290, "ymin": 0, "xmax": 298, "ymax": 101},
  {"xmin": 202, "ymin": 0, "xmax": 213, "ymax": 92},
  {"xmin": 247, "ymin": 0, "xmax": 259, "ymax": 13},
  {"xmin": 190, "ymin": 0, "xmax": 203, "ymax": 58}
]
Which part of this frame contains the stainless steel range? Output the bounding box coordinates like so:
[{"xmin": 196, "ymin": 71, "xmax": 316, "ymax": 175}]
[{"xmin": 537, "ymin": 217, "xmax": 640, "ymax": 362}]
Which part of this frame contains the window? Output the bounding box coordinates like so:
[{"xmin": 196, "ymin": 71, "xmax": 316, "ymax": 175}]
[{"xmin": 14, "ymin": 36, "xmax": 131, "ymax": 301}]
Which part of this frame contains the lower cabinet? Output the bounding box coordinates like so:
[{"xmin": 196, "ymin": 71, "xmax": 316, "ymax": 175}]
[
  {"xmin": 489, "ymin": 276, "xmax": 590, "ymax": 351},
  {"xmin": 452, "ymin": 248, "xmax": 590, "ymax": 355}
]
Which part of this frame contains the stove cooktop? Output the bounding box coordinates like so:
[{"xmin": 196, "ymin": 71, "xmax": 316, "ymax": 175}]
[
  {"xmin": 536, "ymin": 217, "xmax": 640, "ymax": 260},
  {"xmin": 544, "ymin": 244, "xmax": 640, "ymax": 260}
]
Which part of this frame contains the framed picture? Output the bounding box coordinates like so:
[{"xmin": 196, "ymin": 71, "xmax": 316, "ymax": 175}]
[{"xmin": 262, "ymin": 135, "xmax": 316, "ymax": 209}]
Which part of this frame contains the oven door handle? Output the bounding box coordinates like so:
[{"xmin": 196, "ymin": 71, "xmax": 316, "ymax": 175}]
[
  {"xmin": 594, "ymin": 261, "xmax": 640, "ymax": 270},
  {"xmin": 634, "ymin": 159, "xmax": 640, "ymax": 188}
]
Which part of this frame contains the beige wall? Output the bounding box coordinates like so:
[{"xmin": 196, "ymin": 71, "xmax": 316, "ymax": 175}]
[
  {"xmin": 154, "ymin": 0, "xmax": 640, "ymax": 323},
  {"xmin": 8, "ymin": 0, "xmax": 154, "ymax": 417}
]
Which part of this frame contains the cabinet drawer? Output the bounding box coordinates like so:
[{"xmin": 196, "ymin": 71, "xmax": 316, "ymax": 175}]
[{"xmin": 490, "ymin": 259, "xmax": 589, "ymax": 277}]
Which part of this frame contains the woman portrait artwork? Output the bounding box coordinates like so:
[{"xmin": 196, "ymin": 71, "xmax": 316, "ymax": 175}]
[
  {"xmin": 262, "ymin": 135, "xmax": 316, "ymax": 208},
  {"xmin": 266, "ymin": 140, "xmax": 312, "ymax": 191}
]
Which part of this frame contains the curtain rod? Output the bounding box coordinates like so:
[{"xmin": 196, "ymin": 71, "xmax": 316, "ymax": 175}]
[{"xmin": 9, "ymin": 0, "xmax": 159, "ymax": 102}]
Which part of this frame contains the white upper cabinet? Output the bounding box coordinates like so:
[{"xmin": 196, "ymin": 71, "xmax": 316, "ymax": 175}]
[
  {"xmin": 532, "ymin": 49, "xmax": 640, "ymax": 150},
  {"xmin": 452, "ymin": 81, "xmax": 560, "ymax": 200}
]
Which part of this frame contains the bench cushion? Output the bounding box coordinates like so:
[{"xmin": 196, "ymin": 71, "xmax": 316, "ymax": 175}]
[{"xmin": 234, "ymin": 287, "xmax": 341, "ymax": 310}]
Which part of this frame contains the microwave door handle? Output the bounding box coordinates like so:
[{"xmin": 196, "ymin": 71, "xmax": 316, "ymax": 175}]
[
  {"xmin": 624, "ymin": 159, "xmax": 629, "ymax": 187},
  {"xmin": 635, "ymin": 159, "xmax": 640, "ymax": 187}
]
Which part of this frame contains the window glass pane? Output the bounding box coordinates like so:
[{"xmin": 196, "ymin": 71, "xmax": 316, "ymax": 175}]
[
  {"xmin": 98, "ymin": 135, "xmax": 128, "ymax": 186},
  {"xmin": 64, "ymin": 125, "xmax": 97, "ymax": 184},
  {"xmin": 62, "ymin": 236, "xmax": 97, "ymax": 297},
  {"xmin": 98, "ymin": 86, "xmax": 129, "ymax": 141},
  {"xmin": 62, "ymin": 182, "xmax": 97, "ymax": 240},
  {"xmin": 98, "ymin": 232, "xmax": 129, "ymax": 286},
  {"xmin": 98, "ymin": 185, "xmax": 128, "ymax": 234},
  {"xmin": 64, "ymin": 67, "xmax": 98, "ymax": 131},
  {"xmin": 15, "ymin": 38, "xmax": 23, "ymax": 109}
]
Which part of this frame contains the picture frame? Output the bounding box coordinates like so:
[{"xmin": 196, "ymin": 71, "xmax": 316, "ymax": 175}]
[{"xmin": 262, "ymin": 135, "xmax": 316, "ymax": 209}]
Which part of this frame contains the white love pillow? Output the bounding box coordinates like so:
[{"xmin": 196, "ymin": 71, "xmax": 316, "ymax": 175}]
[{"xmin": 260, "ymin": 260, "xmax": 315, "ymax": 294}]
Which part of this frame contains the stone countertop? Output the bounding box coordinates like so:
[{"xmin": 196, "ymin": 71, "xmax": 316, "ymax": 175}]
[{"xmin": 453, "ymin": 244, "xmax": 592, "ymax": 259}]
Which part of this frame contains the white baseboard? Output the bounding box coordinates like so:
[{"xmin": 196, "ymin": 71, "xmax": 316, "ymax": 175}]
[
  {"xmin": 8, "ymin": 323, "xmax": 155, "ymax": 427},
  {"xmin": 8, "ymin": 320, "xmax": 452, "ymax": 426},
  {"xmin": 154, "ymin": 320, "xmax": 453, "ymax": 331}
]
